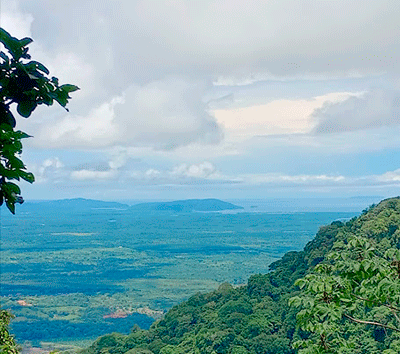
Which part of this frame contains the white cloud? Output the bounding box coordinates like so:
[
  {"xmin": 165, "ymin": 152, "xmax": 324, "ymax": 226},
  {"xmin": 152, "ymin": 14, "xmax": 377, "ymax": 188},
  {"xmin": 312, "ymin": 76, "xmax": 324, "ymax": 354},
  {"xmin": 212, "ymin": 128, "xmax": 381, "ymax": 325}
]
[
  {"xmin": 26, "ymin": 157, "xmax": 65, "ymax": 184},
  {"xmin": 126, "ymin": 164, "xmax": 348, "ymax": 188},
  {"xmin": 69, "ymin": 148, "xmax": 133, "ymax": 181},
  {"xmin": 128, "ymin": 162, "xmax": 226, "ymax": 183},
  {"xmin": 236, "ymin": 169, "xmax": 400, "ymax": 188},
  {"xmin": 41, "ymin": 52, "xmax": 95, "ymax": 101},
  {"xmin": 3, "ymin": 0, "xmax": 400, "ymax": 200},
  {"xmin": 213, "ymin": 92, "xmax": 362, "ymax": 140},
  {"xmin": 376, "ymin": 169, "xmax": 400, "ymax": 183},
  {"xmin": 1, "ymin": 3, "xmax": 95, "ymax": 108},
  {"xmin": 312, "ymin": 88, "xmax": 400, "ymax": 134},
  {"xmin": 35, "ymin": 97, "xmax": 121, "ymax": 148},
  {"xmin": 170, "ymin": 162, "xmax": 216, "ymax": 179},
  {"xmin": 239, "ymin": 173, "xmax": 346, "ymax": 186},
  {"xmin": 108, "ymin": 147, "xmax": 129, "ymax": 170},
  {"xmin": 15, "ymin": 0, "xmax": 400, "ymax": 86},
  {"xmin": 5, "ymin": 0, "xmax": 400, "ymax": 154},
  {"xmin": 32, "ymin": 78, "xmax": 222, "ymax": 150},
  {"xmin": 41, "ymin": 157, "xmax": 63, "ymax": 171},
  {"xmin": 113, "ymin": 78, "xmax": 223, "ymax": 149},
  {"xmin": 70, "ymin": 169, "xmax": 117, "ymax": 181},
  {"xmin": 0, "ymin": 1, "xmax": 33, "ymax": 39},
  {"xmin": 125, "ymin": 162, "xmax": 241, "ymax": 186},
  {"xmin": 145, "ymin": 169, "xmax": 161, "ymax": 178}
]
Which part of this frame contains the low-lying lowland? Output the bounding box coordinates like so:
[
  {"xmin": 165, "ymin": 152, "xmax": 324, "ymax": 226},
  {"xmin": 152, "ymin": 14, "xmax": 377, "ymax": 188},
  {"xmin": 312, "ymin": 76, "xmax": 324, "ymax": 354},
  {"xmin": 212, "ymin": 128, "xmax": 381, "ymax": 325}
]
[{"xmin": 0, "ymin": 198, "xmax": 358, "ymax": 350}]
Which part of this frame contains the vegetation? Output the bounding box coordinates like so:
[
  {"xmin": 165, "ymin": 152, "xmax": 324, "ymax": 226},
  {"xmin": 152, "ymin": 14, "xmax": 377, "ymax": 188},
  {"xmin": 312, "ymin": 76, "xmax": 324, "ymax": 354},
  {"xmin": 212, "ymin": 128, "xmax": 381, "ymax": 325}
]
[
  {"xmin": 0, "ymin": 27, "xmax": 78, "ymax": 214},
  {"xmin": 0, "ymin": 27, "xmax": 77, "ymax": 353},
  {"xmin": 0, "ymin": 310, "xmax": 19, "ymax": 354},
  {"xmin": 2, "ymin": 204, "xmax": 343, "ymax": 344},
  {"xmin": 291, "ymin": 200, "xmax": 400, "ymax": 353},
  {"xmin": 81, "ymin": 197, "xmax": 400, "ymax": 353}
]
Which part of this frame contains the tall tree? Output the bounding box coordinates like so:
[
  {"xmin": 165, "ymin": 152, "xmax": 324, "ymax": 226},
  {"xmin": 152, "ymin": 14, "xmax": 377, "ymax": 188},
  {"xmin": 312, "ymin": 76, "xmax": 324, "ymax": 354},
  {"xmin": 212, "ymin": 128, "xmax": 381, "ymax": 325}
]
[{"xmin": 0, "ymin": 27, "xmax": 79, "ymax": 214}]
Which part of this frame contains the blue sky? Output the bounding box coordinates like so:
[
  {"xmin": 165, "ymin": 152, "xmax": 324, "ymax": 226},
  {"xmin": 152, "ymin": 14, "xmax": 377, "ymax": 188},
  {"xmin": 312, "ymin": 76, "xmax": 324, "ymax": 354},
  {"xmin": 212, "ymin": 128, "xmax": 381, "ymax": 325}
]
[{"xmin": 2, "ymin": 0, "xmax": 400, "ymax": 201}]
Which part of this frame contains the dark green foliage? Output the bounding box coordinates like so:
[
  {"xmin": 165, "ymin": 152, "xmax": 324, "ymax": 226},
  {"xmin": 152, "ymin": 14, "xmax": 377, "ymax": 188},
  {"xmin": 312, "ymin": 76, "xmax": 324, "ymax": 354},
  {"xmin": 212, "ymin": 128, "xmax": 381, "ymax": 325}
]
[
  {"xmin": 82, "ymin": 198, "xmax": 400, "ymax": 354},
  {"xmin": 0, "ymin": 309, "xmax": 19, "ymax": 354},
  {"xmin": 291, "ymin": 198, "xmax": 400, "ymax": 353},
  {"xmin": 0, "ymin": 27, "xmax": 78, "ymax": 214}
]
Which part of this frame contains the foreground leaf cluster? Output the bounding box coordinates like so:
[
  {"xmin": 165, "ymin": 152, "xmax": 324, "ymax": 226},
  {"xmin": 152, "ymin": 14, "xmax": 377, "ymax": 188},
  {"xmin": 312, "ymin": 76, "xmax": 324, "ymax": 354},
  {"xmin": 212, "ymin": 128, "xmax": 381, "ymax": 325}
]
[
  {"xmin": 0, "ymin": 310, "xmax": 19, "ymax": 354},
  {"xmin": 291, "ymin": 202, "xmax": 400, "ymax": 353},
  {"xmin": 0, "ymin": 27, "xmax": 77, "ymax": 354},
  {"xmin": 0, "ymin": 27, "xmax": 78, "ymax": 213}
]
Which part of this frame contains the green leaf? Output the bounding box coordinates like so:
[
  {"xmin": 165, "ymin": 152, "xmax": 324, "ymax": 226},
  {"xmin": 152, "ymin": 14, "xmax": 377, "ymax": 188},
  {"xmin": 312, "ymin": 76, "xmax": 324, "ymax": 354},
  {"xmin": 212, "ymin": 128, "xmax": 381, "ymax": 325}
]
[
  {"xmin": 17, "ymin": 100, "xmax": 37, "ymax": 118},
  {"xmin": 0, "ymin": 27, "xmax": 11, "ymax": 39},
  {"xmin": 54, "ymin": 93, "xmax": 68, "ymax": 107},
  {"xmin": 59, "ymin": 84, "xmax": 80, "ymax": 93},
  {"xmin": 51, "ymin": 76, "xmax": 59, "ymax": 86},
  {"xmin": 0, "ymin": 51, "xmax": 9, "ymax": 63},
  {"xmin": 289, "ymin": 296, "xmax": 302, "ymax": 307},
  {"xmin": 19, "ymin": 171, "xmax": 35, "ymax": 183},
  {"xmin": 0, "ymin": 28, "xmax": 23, "ymax": 60},
  {"xmin": 5, "ymin": 199, "xmax": 15, "ymax": 214},
  {"xmin": 27, "ymin": 60, "xmax": 49, "ymax": 75},
  {"xmin": 19, "ymin": 37, "xmax": 33, "ymax": 47},
  {"xmin": 5, "ymin": 182, "xmax": 21, "ymax": 195},
  {"xmin": 42, "ymin": 94, "xmax": 54, "ymax": 106},
  {"xmin": 0, "ymin": 107, "xmax": 16, "ymax": 128},
  {"xmin": 18, "ymin": 131, "xmax": 32, "ymax": 139}
]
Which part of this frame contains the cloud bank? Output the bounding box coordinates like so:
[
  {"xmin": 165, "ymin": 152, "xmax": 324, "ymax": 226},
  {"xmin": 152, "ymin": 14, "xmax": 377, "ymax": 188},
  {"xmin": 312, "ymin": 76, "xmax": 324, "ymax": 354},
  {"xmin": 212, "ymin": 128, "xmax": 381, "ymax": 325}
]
[{"xmin": 3, "ymin": 0, "xmax": 400, "ymax": 199}]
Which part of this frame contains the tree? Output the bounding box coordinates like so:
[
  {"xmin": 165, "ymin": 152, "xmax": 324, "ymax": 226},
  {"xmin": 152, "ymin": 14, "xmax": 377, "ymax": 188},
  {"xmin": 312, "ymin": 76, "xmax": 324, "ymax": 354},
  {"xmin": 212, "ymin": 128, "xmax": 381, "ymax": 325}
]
[
  {"xmin": 0, "ymin": 27, "xmax": 78, "ymax": 353},
  {"xmin": 289, "ymin": 236, "xmax": 400, "ymax": 353},
  {"xmin": 0, "ymin": 27, "xmax": 79, "ymax": 214}
]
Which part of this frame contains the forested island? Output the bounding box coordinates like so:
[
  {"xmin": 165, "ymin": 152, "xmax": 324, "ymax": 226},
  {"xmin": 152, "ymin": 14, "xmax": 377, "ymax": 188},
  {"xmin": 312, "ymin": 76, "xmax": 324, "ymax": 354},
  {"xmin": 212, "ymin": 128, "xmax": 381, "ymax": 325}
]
[
  {"xmin": 130, "ymin": 199, "xmax": 244, "ymax": 212},
  {"xmin": 81, "ymin": 197, "xmax": 400, "ymax": 353},
  {"xmin": 18, "ymin": 198, "xmax": 243, "ymax": 213}
]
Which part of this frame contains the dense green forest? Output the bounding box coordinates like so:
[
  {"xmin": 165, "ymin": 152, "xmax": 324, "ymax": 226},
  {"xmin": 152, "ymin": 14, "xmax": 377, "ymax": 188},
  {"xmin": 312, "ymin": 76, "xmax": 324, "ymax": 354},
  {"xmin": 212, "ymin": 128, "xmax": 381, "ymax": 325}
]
[{"xmin": 81, "ymin": 197, "xmax": 400, "ymax": 354}]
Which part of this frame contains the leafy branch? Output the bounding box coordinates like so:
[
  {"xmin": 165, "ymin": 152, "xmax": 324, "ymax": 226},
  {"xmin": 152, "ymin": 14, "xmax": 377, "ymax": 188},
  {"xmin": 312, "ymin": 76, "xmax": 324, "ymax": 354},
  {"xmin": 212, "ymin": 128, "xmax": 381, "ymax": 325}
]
[
  {"xmin": 0, "ymin": 27, "xmax": 79, "ymax": 213},
  {"xmin": 290, "ymin": 236, "xmax": 400, "ymax": 353}
]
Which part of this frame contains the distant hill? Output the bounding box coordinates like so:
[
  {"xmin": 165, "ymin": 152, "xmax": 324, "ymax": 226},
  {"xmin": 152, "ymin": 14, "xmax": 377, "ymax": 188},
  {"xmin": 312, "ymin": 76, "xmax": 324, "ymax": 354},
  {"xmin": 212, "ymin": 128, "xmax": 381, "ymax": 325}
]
[
  {"xmin": 12, "ymin": 198, "xmax": 243, "ymax": 213},
  {"xmin": 20, "ymin": 198, "xmax": 129, "ymax": 211},
  {"xmin": 130, "ymin": 198, "xmax": 243, "ymax": 212}
]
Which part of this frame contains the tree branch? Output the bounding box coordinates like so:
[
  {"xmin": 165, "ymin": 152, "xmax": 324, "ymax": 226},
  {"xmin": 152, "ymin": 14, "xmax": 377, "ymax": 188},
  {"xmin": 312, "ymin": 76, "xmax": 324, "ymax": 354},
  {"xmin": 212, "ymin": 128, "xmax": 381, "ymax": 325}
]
[
  {"xmin": 352, "ymin": 293, "xmax": 400, "ymax": 312},
  {"xmin": 343, "ymin": 313, "xmax": 400, "ymax": 332},
  {"xmin": 390, "ymin": 308, "xmax": 400, "ymax": 325}
]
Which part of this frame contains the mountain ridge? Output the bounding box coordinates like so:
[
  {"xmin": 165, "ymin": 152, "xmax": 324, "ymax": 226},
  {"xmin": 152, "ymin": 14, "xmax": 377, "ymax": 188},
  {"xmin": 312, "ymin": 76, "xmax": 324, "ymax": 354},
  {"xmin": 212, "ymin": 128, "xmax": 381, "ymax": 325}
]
[{"xmin": 16, "ymin": 198, "xmax": 243, "ymax": 213}]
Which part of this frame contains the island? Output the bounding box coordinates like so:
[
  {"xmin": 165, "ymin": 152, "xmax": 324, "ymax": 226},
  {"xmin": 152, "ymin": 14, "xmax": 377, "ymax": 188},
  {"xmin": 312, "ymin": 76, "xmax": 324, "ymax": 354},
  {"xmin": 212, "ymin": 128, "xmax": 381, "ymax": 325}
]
[
  {"xmin": 20, "ymin": 198, "xmax": 129, "ymax": 211},
  {"xmin": 130, "ymin": 198, "xmax": 244, "ymax": 212}
]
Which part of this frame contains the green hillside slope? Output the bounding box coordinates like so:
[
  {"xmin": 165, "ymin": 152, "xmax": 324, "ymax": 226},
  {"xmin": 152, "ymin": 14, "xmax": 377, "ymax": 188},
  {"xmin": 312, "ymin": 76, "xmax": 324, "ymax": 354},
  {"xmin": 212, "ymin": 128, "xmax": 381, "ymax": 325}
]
[{"xmin": 81, "ymin": 197, "xmax": 400, "ymax": 354}]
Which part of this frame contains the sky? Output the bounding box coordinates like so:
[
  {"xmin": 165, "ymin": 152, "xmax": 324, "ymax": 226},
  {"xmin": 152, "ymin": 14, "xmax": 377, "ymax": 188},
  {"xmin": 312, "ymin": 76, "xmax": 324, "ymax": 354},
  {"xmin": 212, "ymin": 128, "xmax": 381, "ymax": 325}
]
[{"xmin": 1, "ymin": 0, "xmax": 400, "ymax": 201}]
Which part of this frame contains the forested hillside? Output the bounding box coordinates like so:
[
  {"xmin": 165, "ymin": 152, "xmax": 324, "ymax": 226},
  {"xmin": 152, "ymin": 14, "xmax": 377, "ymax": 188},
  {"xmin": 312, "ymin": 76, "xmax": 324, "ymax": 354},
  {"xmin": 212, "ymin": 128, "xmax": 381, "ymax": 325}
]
[{"xmin": 81, "ymin": 197, "xmax": 400, "ymax": 354}]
